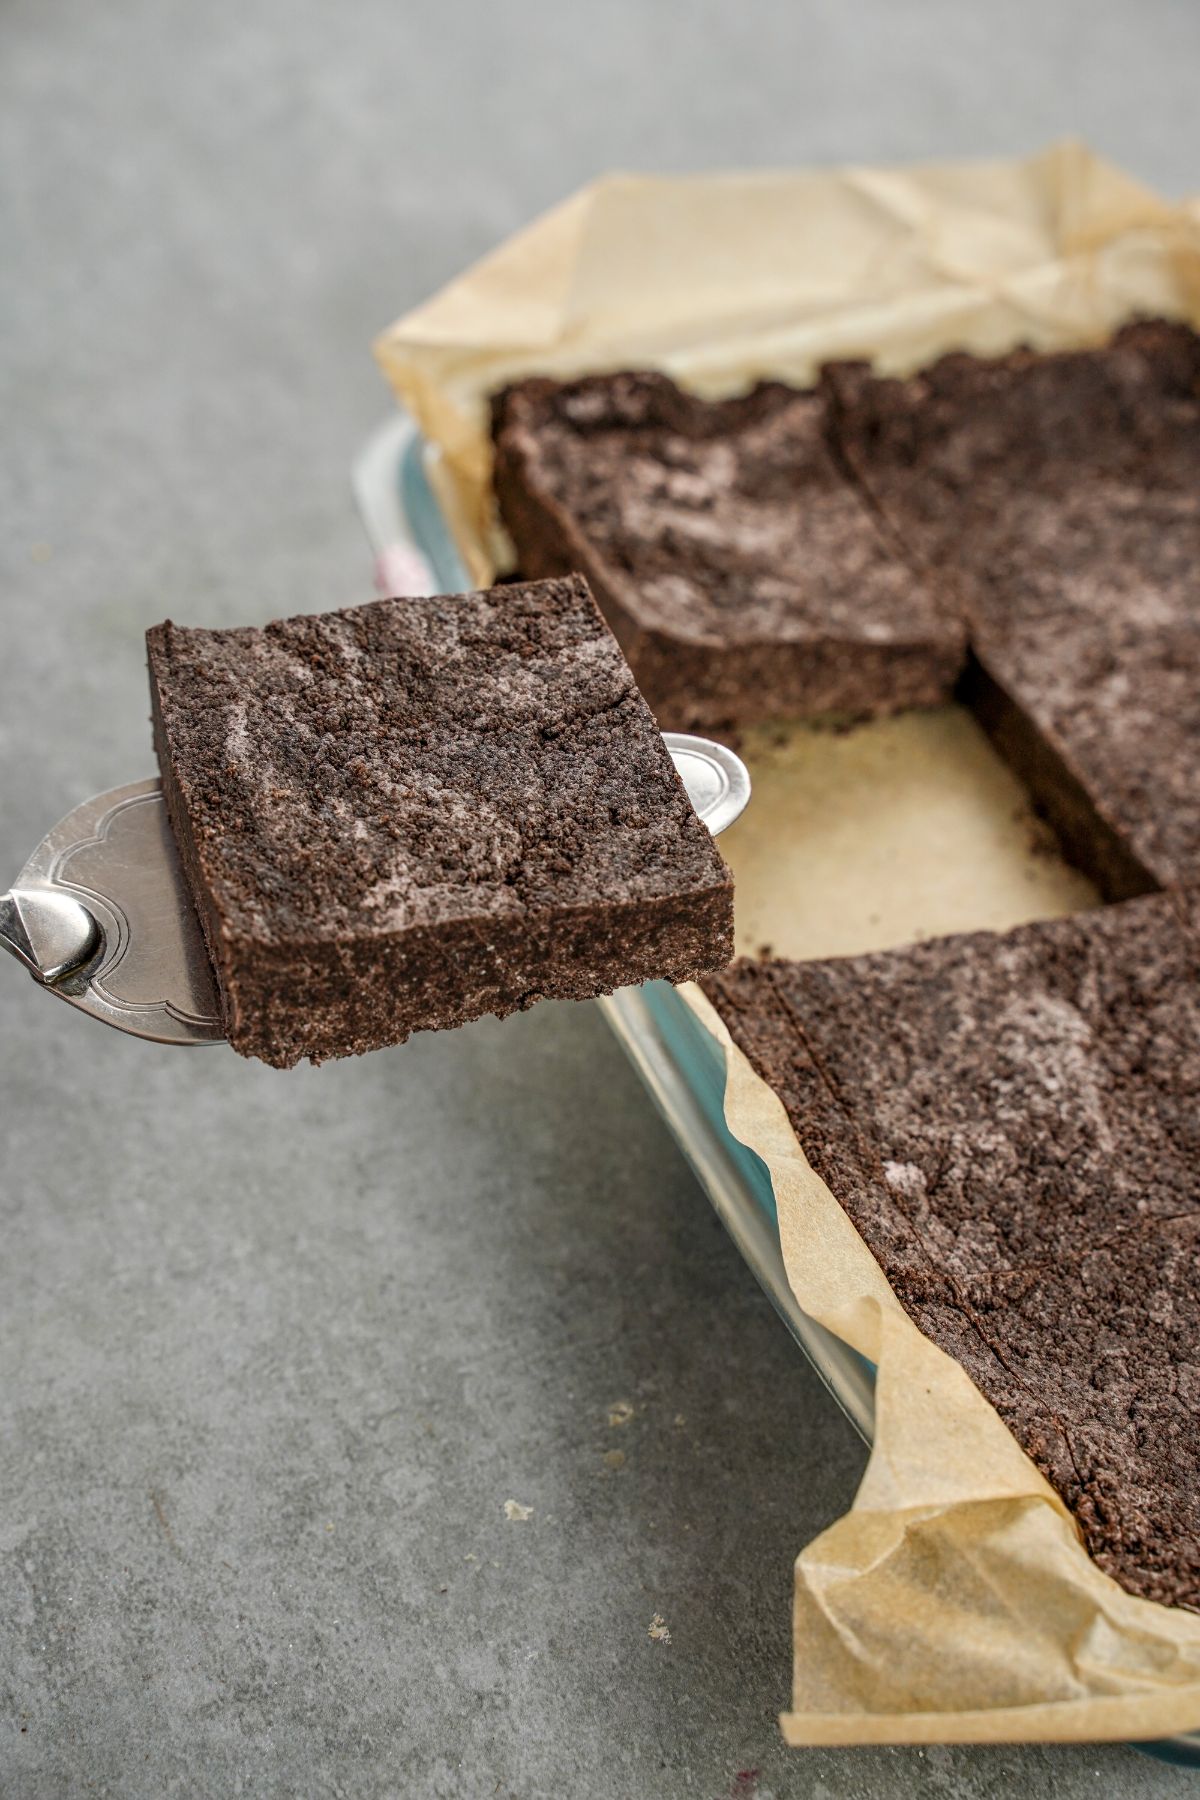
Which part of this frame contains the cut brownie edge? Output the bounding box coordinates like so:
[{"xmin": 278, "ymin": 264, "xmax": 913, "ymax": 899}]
[
  {"xmin": 957, "ymin": 650, "xmax": 1160, "ymax": 904},
  {"xmin": 215, "ymin": 880, "xmax": 732, "ymax": 1069}
]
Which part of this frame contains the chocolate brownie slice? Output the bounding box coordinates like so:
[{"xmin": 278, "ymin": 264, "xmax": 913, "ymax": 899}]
[
  {"xmin": 491, "ymin": 372, "xmax": 965, "ymax": 730},
  {"xmin": 148, "ymin": 576, "xmax": 733, "ymax": 1068},
  {"xmin": 702, "ymin": 891, "xmax": 1200, "ymax": 1610},
  {"xmin": 824, "ymin": 320, "xmax": 1200, "ymax": 897}
]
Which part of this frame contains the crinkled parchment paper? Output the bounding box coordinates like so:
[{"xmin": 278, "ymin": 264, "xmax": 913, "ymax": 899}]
[
  {"xmin": 375, "ymin": 143, "xmax": 1200, "ymax": 1743},
  {"xmin": 375, "ymin": 139, "xmax": 1200, "ymax": 586}
]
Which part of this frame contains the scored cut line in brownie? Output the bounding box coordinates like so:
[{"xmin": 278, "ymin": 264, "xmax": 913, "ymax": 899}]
[
  {"xmin": 702, "ymin": 891, "xmax": 1200, "ymax": 1612},
  {"xmin": 148, "ymin": 575, "xmax": 733, "ymax": 1068},
  {"xmin": 491, "ymin": 371, "xmax": 966, "ymax": 731}
]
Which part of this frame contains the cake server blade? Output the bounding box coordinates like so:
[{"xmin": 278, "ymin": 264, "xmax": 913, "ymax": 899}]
[{"xmin": 0, "ymin": 735, "xmax": 750, "ymax": 1046}]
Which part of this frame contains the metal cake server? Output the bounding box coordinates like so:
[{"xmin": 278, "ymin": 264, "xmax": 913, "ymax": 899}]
[{"xmin": 0, "ymin": 735, "xmax": 750, "ymax": 1047}]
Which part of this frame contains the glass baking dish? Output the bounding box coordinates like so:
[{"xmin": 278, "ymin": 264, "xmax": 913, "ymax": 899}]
[{"xmin": 352, "ymin": 411, "xmax": 1199, "ymax": 1769}]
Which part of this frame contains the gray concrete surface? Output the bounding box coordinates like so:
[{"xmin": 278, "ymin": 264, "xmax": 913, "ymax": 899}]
[{"xmin": 3, "ymin": 1, "xmax": 1200, "ymax": 1794}]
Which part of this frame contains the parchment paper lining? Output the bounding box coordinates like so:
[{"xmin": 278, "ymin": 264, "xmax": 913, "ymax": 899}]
[{"xmin": 375, "ymin": 141, "xmax": 1200, "ymax": 1744}]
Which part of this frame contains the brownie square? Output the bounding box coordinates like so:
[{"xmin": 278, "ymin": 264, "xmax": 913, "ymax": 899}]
[
  {"xmin": 824, "ymin": 320, "xmax": 1200, "ymax": 896},
  {"xmin": 702, "ymin": 889, "xmax": 1200, "ymax": 1609},
  {"xmin": 148, "ymin": 575, "xmax": 733, "ymax": 1067},
  {"xmin": 491, "ymin": 371, "xmax": 965, "ymax": 731}
]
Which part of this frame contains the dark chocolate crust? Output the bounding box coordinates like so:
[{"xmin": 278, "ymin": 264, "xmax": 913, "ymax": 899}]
[
  {"xmin": 703, "ymin": 894, "xmax": 1200, "ymax": 1612},
  {"xmin": 148, "ymin": 576, "xmax": 733, "ymax": 1067},
  {"xmin": 825, "ymin": 320, "xmax": 1200, "ymax": 894},
  {"xmin": 491, "ymin": 372, "xmax": 966, "ymax": 730}
]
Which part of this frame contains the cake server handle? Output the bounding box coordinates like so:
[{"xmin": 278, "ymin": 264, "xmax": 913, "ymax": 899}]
[
  {"xmin": 1, "ymin": 778, "xmax": 225, "ymax": 1045},
  {"xmin": 0, "ymin": 886, "xmax": 102, "ymax": 985}
]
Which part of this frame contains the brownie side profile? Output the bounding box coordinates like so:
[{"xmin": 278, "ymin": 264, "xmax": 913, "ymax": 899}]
[
  {"xmin": 148, "ymin": 576, "xmax": 733, "ymax": 1068},
  {"xmin": 702, "ymin": 893, "xmax": 1200, "ymax": 1611},
  {"xmin": 824, "ymin": 320, "xmax": 1200, "ymax": 895},
  {"xmin": 491, "ymin": 371, "xmax": 965, "ymax": 731}
]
